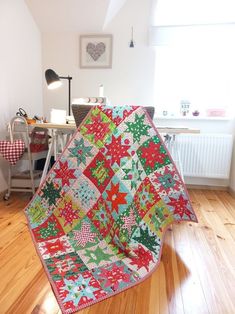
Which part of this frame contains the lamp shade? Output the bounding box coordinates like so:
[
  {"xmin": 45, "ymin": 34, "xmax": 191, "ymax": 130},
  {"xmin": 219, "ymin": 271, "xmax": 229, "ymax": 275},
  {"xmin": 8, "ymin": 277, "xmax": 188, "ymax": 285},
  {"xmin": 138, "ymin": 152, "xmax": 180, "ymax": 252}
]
[{"xmin": 45, "ymin": 69, "xmax": 62, "ymax": 89}]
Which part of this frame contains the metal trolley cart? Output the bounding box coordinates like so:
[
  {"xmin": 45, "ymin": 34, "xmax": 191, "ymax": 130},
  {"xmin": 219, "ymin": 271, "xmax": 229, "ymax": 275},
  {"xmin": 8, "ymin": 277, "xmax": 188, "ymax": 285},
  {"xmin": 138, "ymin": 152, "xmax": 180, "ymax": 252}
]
[{"xmin": 3, "ymin": 116, "xmax": 48, "ymax": 200}]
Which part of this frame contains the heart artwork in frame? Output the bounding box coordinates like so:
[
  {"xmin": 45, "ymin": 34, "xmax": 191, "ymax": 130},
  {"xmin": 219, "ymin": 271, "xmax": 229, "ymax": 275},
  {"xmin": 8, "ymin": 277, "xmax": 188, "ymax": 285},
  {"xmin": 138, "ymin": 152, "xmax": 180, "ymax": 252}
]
[{"xmin": 80, "ymin": 34, "xmax": 113, "ymax": 69}]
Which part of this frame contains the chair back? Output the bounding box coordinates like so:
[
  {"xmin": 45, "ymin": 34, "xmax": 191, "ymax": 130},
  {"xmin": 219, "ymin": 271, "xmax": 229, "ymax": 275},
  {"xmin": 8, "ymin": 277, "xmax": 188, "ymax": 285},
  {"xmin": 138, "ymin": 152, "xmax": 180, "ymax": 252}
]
[
  {"xmin": 72, "ymin": 104, "xmax": 93, "ymax": 127},
  {"xmin": 72, "ymin": 104, "xmax": 155, "ymax": 128},
  {"xmin": 144, "ymin": 106, "xmax": 155, "ymax": 119}
]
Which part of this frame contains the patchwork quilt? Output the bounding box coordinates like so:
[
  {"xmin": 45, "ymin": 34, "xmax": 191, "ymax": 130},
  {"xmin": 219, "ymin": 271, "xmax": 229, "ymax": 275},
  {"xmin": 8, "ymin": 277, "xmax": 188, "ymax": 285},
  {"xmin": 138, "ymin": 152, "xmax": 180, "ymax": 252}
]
[{"xmin": 25, "ymin": 105, "xmax": 197, "ymax": 313}]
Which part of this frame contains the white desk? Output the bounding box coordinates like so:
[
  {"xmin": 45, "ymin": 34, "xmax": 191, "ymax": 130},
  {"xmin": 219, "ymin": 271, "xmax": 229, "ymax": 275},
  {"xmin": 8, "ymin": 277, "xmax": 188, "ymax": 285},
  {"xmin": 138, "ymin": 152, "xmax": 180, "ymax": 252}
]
[
  {"xmin": 157, "ymin": 127, "xmax": 200, "ymax": 134},
  {"xmin": 35, "ymin": 122, "xmax": 200, "ymax": 185},
  {"xmin": 34, "ymin": 123, "xmax": 76, "ymax": 185},
  {"xmin": 33, "ymin": 122, "xmax": 76, "ymax": 130},
  {"xmin": 33, "ymin": 122, "xmax": 76, "ymax": 160},
  {"xmin": 33, "ymin": 123, "xmax": 200, "ymax": 134}
]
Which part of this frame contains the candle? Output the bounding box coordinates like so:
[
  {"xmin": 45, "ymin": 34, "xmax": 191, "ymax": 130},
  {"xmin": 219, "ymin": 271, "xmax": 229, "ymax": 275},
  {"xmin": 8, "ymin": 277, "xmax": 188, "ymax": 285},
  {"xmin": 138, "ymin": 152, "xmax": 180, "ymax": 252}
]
[{"xmin": 99, "ymin": 84, "xmax": 104, "ymax": 97}]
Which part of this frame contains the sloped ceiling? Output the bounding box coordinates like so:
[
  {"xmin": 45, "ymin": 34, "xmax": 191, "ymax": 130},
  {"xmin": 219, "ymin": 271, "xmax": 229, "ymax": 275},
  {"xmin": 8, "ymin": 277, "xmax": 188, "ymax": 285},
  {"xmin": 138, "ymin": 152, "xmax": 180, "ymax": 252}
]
[
  {"xmin": 25, "ymin": 0, "xmax": 128, "ymax": 32},
  {"xmin": 103, "ymin": 0, "xmax": 128, "ymax": 28}
]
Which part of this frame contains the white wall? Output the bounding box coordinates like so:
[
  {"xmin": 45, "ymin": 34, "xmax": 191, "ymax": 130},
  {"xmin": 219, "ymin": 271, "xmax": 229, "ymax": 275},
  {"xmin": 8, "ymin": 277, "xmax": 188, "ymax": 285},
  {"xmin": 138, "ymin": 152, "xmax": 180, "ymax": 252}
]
[
  {"xmin": 0, "ymin": 0, "xmax": 43, "ymax": 193},
  {"xmin": 42, "ymin": 0, "xmax": 155, "ymax": 119},
  {"xmin": 229, "ymin": 123, "xmax": 235, "ymax": 191}
]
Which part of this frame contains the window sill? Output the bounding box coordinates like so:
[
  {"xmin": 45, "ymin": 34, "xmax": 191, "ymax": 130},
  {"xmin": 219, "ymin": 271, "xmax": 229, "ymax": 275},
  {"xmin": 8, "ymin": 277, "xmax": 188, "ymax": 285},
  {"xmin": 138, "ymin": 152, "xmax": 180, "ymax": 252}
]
[{"xmin": 155, "ymin": 115, "xmax": 232, "ymax": 121}]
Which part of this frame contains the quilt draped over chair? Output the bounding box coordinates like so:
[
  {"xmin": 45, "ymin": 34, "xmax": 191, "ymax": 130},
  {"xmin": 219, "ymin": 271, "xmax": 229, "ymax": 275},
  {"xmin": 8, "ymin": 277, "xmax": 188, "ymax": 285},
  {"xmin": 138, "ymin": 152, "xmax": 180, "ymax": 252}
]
[{"xmin": 25, "ymin": 105, "xmax": 197, "ymax": 314}]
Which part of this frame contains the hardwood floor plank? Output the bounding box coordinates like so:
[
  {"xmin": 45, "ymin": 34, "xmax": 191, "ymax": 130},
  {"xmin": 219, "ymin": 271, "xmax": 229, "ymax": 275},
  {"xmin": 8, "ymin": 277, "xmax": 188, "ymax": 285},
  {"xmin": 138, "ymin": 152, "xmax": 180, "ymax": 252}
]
[
  {"xmin": 148, "ymin": 268, "xmax": 160, "ymax": 314},
  {"xmin": 215, "ymin": 191, "xmax": 235, "ymax": 241},
  {"xmin": 158, "ymin": 262, "xmax": 169, "ymax": 314},
  {"xmin": 6, "ymin": 269, "xmax": 60, "ymax": 314},
  {"xmin": 0, "ymin": 232, "xmax": 42, "ymax": 312},
  {"xmin": 161, "ymin": 229, "xmax": 184, "ymax": 314},
  {"xmin": 189, "ymin": 190, "xmax": 235, "ymax": 313},
  {"xmin": 192, "ymin": 190, "xmax": 235, "ymax": 275},
  {"xmin": 187, "ymin": 191, "xmax": 226, "ymax": 314},
  {"xmin": 0, "ymin": 190, "xmax": 235, "ymax": 314},
  {"xmin": 0, "ymin": 213, "xmax": 27, "ymax": 253},
  {"xmin": 172, "ymin": 223, "xmax": 209, "ymax": 314},
  {"xmin": 212, "ymin": 191, "xmax": 235, "ymax": 222}
]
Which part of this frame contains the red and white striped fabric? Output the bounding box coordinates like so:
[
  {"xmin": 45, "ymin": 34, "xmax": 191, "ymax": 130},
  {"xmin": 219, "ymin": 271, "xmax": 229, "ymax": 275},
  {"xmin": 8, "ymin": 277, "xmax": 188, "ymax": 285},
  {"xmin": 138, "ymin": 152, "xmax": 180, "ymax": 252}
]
[{"xmin": 0, "ymin": 140, "xmax": 25, "ymax": 165}]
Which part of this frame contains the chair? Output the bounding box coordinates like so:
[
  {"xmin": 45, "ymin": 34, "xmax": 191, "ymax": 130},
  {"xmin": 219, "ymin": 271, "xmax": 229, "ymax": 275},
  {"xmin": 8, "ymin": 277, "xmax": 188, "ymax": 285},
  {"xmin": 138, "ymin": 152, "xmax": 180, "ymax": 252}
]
[
  {"xmin": 72, "ymin": 104, "xmax": 155, "ymax": 128},
  {"xmin": 72, "ymin": 104, "xmax": 94, "ymax": 127},
  {"xmin": 4, "ymin": 116, "xmax": 48, "ymax": 199},
  {"xmin": 144, "ymin": 106, "xmax": 155, "ymax": 119}
]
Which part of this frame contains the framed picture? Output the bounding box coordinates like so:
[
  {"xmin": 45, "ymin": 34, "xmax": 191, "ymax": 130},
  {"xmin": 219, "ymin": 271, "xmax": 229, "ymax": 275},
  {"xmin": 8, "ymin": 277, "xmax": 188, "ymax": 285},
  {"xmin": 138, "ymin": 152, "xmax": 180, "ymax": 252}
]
[{"xmin": 80, "ymin": 34, "xmax": 113, "ymax": 69}]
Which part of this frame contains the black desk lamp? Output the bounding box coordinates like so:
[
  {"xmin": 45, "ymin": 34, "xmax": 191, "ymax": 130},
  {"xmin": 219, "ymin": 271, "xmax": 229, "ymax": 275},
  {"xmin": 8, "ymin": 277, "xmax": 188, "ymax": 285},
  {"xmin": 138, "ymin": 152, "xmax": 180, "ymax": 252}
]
[{"xmin": 45, "ymin": 69, "xmax": 72, "ymax": 116}]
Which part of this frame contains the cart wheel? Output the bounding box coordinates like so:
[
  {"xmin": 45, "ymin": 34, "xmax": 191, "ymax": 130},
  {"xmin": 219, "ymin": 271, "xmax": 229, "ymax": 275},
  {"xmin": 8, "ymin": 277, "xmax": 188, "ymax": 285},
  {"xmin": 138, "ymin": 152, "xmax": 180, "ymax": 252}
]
[{"xmin": 3, "ymin": 193, "xmax": 10, "ymax": 201}]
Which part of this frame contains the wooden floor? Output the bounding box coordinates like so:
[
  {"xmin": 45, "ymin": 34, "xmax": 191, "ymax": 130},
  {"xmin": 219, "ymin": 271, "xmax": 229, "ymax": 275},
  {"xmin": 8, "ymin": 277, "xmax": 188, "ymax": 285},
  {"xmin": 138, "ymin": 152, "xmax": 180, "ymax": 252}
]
[{"xmin": 1, "ymin": 190, "xmax": 235, "ymax": 314}]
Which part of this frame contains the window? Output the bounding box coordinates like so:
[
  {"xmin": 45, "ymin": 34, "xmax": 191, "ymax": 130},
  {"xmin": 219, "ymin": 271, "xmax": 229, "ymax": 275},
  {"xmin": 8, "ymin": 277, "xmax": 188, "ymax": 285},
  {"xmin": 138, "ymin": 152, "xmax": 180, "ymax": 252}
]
[
  {"xmin": 153, "ymin": 0, "xmax": 235, "ymax": 26},
  {"xmin": 151, "ymin": 0, "xmax": 235, "ymax": 117}
]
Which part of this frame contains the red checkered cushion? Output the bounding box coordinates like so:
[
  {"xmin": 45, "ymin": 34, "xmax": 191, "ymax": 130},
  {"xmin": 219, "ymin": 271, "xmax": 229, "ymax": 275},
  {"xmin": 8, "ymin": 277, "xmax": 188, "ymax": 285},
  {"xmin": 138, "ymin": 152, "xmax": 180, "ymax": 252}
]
[{"xmin": 0, "ymin": 140, "xmax": 25, "ymax": 165}]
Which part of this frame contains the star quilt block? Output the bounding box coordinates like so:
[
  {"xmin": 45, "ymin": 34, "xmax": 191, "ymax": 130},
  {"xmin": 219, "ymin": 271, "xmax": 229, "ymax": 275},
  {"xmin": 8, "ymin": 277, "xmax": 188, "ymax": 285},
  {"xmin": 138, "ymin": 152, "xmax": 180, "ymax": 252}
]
[
  {"xmin": 137, "ymin": 135, "xmax": 171, "ymax": 175},
  {"xmin": 83, "ymin": 151, "xmax": 114, "ymax": 193},
  {"xmin": 80, "ymin": 107, "xmax": 116, "ymax": 148},
  {"xmin": 87, "ymin": 196, "xmax": 114, "ymax": 238},
  {"xmin": 32, "ymin": 213, "xmax": 65, "ymax": 242},
  {"xmin": 99, "ymin": 104, "xmax": 138, "ymax": 126},
  {"xmin": 68, "ymin": 216, "xmax": 102, "ymax": 251},
  {"xmin": 45, "ymin": 252, "xmax": 89, "ymax": 281}
]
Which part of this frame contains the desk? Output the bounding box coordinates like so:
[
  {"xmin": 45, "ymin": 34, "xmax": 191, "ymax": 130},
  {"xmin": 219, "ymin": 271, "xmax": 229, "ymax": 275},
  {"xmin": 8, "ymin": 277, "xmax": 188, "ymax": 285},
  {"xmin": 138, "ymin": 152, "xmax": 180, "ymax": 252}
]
[
  {"xmin": 35, "ymin": 123, "xmax": 76, "ymax": 184},
  {"xmin": 33, "ymin": 123, "xmax": 200, "ymax": 134},
  {"xmin": 37, "ymin": 122, "xmax": 200, "ymax": 185},
  {"xmin": 33, "ymin": 122, "xmax": 76, "ymax": 130},
  {"xmin": 156, "ymin": 127, "xmax": 200, "ymax": 134},
  {"xmin": 33, "ymin": 122, "xmax": 76, "ymax": 160},
  {"xmin": 33, "ymin": 123, "xmax": 200, "ymax": 133}
]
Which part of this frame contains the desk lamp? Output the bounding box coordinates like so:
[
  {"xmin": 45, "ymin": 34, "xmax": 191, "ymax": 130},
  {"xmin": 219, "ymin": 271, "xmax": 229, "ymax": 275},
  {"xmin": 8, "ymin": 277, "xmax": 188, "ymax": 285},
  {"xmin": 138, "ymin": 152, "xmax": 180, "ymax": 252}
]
[{"xmin": 45, "ymin": 69, "xmax": 72, "ymax": 116}]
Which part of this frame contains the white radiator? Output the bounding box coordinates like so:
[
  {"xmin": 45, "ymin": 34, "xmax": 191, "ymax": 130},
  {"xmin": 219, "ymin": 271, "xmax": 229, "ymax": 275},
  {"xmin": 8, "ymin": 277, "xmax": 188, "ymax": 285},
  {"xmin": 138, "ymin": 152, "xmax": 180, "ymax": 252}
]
[{"xmin": 172, "ymin": 134, "xmax": 233, "ymax": 179}]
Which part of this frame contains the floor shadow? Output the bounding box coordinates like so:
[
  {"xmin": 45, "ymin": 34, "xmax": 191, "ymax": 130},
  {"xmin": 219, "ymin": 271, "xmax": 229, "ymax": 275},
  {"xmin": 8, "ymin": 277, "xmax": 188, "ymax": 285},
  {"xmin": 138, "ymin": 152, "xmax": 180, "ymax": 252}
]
[{"xmin": 160, "ymin": 238, "xmax": 190, "ymax": 309}]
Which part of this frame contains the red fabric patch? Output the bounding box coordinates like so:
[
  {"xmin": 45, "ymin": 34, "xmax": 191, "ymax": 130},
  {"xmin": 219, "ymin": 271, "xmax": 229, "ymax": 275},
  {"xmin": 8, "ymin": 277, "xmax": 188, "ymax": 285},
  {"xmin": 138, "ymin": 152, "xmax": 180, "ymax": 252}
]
[
  {"xmin": 32, "ymin": 214, "xmax": 65, "ymax": 242},
  {"xmin": 84, "ymin": 152, "xmax": 114, "ymax": 193}
]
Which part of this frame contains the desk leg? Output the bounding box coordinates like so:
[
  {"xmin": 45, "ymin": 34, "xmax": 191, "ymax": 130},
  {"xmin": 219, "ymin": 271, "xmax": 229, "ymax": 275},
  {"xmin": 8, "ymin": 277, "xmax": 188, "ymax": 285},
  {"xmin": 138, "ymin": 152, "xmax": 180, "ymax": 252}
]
[
  {"xmin": 54, "ymin": 130, "xmax": 58, "ymax": 160},
  {"xmin": 164, "ymin": 134, "xmax": 184, "ymax": 181},
  {"xmin": 173, "ymin": 135, "xmax": 184, "ymax": 181},
  {"xmin": 40, "ymin": 134, "xmax": 55, "ymax": 185}
]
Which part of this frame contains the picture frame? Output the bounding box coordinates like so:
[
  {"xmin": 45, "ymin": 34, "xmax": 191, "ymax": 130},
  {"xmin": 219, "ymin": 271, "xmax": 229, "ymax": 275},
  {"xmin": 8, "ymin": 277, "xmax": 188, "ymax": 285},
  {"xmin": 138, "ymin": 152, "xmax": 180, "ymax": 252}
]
[{"xmin": 80, "ymin": 34, "xmax": 113, "ymax": 69}]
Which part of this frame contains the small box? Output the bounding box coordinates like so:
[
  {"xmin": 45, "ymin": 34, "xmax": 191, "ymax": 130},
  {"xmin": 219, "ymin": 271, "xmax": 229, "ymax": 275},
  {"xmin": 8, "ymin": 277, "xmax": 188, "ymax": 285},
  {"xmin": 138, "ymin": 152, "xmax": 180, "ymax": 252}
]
[{"xmin": 206, "ymin": 109, "xmax": 226, "ymax": 117}]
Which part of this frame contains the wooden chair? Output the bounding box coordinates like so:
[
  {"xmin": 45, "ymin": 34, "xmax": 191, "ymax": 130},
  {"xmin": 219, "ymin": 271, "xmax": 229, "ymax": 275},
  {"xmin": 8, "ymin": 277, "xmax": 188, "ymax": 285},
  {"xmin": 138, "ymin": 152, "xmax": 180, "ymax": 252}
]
[
  {"xmin": 72, "ymin": 104, "xmax": 94, "ymax": 127},
  {"xmin": 72, "ymin": 104, "xmax": 155, "ymax": 128}
]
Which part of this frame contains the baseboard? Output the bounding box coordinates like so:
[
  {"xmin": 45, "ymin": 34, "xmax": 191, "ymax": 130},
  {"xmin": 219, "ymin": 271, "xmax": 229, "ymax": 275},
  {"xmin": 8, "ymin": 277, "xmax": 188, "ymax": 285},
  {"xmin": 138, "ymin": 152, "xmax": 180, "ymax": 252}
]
[
  {"xmin": 186, "ymin": 183, "xmax": 235, "ymax": 197},
  {"xmin": 228, "ymin": 188, "xmax": 235, "ymax": 198},
  {"xmin": 186, "ymin": 184, "xmax": 228, "ymax": 191}
]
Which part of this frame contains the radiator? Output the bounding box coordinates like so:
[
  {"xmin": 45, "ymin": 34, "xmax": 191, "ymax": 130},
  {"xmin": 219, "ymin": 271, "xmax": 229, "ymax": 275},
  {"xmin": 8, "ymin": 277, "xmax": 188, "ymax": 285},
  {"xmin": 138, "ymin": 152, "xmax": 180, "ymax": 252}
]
[{"xmin": 170, "ymin": 134, "xmax": 233, "ymax": 179}]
